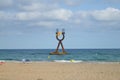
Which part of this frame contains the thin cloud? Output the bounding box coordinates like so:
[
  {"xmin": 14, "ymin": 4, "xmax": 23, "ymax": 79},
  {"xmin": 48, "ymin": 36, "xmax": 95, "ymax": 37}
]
[
  {"xmin": 19, "ymin": 2, "xmax": 58, "ymax": 11},
  {"xmin": 64, "ymin": 0, "xmax": 83, "ymax": 6},
  {"xmin": 0, "ymin": 0, "xmax": 13, "ymax": 8}
]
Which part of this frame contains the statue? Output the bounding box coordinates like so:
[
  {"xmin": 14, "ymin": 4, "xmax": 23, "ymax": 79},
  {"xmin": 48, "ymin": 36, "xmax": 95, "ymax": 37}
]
[{"xmin": 50, "ymin": 29, "xmax": 67, "ymax": 55}]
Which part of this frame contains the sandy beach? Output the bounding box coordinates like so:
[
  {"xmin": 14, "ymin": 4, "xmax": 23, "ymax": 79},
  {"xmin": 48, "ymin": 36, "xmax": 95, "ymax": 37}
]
[{"xmin": 0, "ymin": 62, "xmax": 120, "ymax": 80}]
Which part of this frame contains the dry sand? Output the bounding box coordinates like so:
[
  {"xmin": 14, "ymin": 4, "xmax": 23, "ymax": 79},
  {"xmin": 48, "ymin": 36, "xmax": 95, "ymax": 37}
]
[{"xmin": 0, "ymin": 62, "xmax": 120, "ymax": 80}]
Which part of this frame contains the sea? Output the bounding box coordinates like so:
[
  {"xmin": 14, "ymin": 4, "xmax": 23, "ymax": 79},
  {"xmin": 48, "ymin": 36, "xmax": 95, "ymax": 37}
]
[{"xmin": 0, "ymin": 49, "xmax": 120, "ymax": 62}]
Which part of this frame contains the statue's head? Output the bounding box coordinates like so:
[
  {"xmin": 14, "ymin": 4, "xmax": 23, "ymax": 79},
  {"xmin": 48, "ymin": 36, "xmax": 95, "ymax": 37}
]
[{"xmin": 56, "ymin": 28, "xmax": 65, "ymax": 41}]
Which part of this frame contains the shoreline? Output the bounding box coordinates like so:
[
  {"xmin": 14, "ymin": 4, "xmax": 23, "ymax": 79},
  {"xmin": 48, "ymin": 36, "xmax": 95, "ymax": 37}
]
[{"xmin": 1, "ymin": 60, "xmax": 120, "ymax": 64}]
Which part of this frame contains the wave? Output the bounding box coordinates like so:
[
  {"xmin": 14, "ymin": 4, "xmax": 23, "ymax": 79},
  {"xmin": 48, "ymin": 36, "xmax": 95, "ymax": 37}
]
[{"xmin": 53, "ymin": 60, "xmax": 83, "ymax": 63}]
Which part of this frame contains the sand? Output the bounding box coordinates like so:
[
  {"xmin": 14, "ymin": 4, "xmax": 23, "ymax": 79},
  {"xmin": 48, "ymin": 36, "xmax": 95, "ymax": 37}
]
[{"xmin": 0, "ymin": 62, "xmax": 120, "ymax": 80}]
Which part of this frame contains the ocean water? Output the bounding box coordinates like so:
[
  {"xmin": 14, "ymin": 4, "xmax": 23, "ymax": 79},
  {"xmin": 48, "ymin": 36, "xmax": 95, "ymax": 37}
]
[{"xmin": 0, "ymin": 49, "xmax": 120, "ymax": 62}]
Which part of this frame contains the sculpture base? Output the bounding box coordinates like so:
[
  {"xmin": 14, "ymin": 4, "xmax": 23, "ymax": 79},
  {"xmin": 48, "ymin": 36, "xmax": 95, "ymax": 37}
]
[{"xmin": 49, "ymin": 51, "xmax": 67, "ymax": 55}]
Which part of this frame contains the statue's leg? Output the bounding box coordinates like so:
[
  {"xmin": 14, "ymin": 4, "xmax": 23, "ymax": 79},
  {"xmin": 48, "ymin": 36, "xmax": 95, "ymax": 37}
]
[
  {"xmin": 55, "ymin": 41, "xmax": 61, "ymax": 52},
  {"xmin": 60, "ymin": 42, "xmax": 65, "ymax": 53}
]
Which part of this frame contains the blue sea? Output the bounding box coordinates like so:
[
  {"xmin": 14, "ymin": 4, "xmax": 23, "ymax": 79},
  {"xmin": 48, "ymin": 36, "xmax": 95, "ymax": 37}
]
[{"xmin": 0, "ymin": 49, "xmax": 120, "ymax": 62}]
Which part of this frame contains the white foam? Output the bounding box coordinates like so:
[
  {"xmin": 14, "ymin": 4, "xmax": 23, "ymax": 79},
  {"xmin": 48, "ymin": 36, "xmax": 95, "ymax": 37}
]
[
  {"xmin": 0, "ymin": 60, "xmax": 5, "ymax": 62},
  {"xmin": 54, "ymin": 60, "xmax": 83, "ymax": 63}
]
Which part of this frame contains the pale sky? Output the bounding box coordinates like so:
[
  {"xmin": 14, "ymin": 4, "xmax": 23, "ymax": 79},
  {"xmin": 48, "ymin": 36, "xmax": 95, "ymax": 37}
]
[{"xmin": 0, "ymin": 0, "xmax": 120, "ymax": 49}]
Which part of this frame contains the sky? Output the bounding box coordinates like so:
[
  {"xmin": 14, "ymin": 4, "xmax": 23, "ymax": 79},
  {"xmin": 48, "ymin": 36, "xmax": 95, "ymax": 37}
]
[{"xmin": 0, "ymin": 0, "xmax": 120, "ymax": 49}]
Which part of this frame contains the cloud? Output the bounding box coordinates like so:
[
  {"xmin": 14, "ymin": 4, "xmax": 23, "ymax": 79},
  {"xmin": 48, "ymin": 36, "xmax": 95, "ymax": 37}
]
[
  {"xmin": 19, "ymin": 2, "xmax": 58, "ymax": 11},
  {"xmin": 0, "ymin": 0, "xmax": 120, "ymax": 32},
  {"xmin": 72, "ymin": 7, "xmax": 120, "ymax": 22},
  {"xmin": 64, "ymin": 7, "xmax": 120, "ymax": 32},
  {"xmin": 50, "ymin": 0, "xmax": 120, "ymax": 6},
  {"xmin": 47, "ymin": 9, "xmax": 73, "ymax": 21},
  {"xmin": 0, "ymin": 11, "xmax": 16, "ymax": 20},
  {"xmin": 0, "ymin": 0, "xmax": 13, "ymax": 8},
  {"xmin": 64, "ymin": 0, "xmax": 83, "ymax": 6},
  {"xmin": 91, "ymin": 7, "xmax": 120, "ymax": 21},
  {"xmin": 20, "ymin": 3, "xmax": 47, "ymax": 11},
  {"xmin": 104, "ymin": 0, "xmax": 120, "ymax": 4},
  {"xmin": 16, "ymin": 12, "xmax": 41, "ymax": 20},
  {"xmin": 1, "ymin": 6, "xmax": 120, "ymax": 24},
  {"xmin": 48, "ymin": 0, "xmax": 83, "ymax": 6},
  {"xmin": 19, "ymin": 3, "xmax": 42, "ymax": 11},
  {"xmin": 0, "ymin": 31, "xmax": 23, "ymax": 36},
  {"xmin": 31, "ymin": 21, "xmax": 57, "ymax": 28},
  {"xmin": 16, "ymin": 9, "xmax": 73, "ymax": 21}
]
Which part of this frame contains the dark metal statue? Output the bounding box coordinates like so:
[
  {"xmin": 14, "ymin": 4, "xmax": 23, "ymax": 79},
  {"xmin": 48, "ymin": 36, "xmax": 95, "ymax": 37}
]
[{"xmin": 50, "ymin": 29, "xmax": 67, "ymax": 55}]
